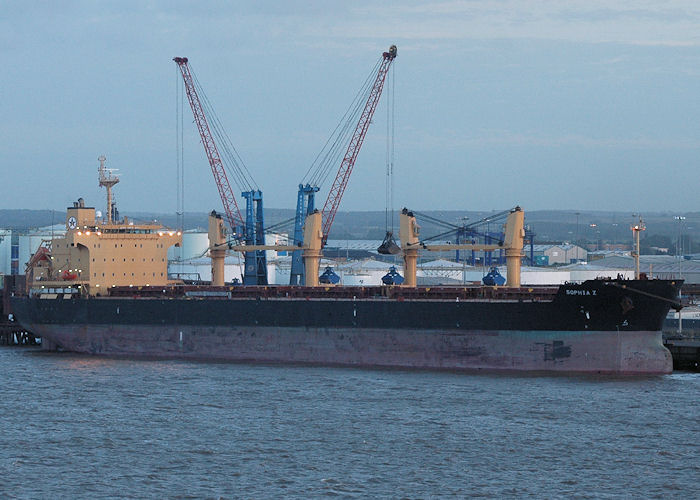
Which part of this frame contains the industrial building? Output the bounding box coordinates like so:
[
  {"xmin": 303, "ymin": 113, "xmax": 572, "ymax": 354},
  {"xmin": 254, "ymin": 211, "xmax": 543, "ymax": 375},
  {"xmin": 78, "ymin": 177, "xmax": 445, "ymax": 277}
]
[{"xmin": 531, "ymin": 244, "xmax": 587, "ymax": 265}]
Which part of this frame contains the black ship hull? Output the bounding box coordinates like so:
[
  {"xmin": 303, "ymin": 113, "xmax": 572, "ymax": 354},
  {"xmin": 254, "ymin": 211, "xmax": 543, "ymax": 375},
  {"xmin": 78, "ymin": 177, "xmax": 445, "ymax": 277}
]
[{"xmin": 11, "ymin": 279, "xmax": 682, "ymax": 374}]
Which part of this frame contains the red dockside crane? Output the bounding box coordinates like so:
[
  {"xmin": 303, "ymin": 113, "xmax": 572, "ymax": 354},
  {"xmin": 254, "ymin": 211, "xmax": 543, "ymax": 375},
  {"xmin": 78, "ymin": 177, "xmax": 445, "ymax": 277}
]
[
  {"xmin": 320, "ymin": 45, "xmax": 397, "ymax": 245},
  {"xmin": 173, "ymin": 57, "xmax": 244, "ymax": 233}
]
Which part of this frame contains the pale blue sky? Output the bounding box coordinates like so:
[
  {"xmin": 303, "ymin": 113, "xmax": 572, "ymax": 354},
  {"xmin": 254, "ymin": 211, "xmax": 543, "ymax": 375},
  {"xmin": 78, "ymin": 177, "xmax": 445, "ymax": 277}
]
[{"xmin": 2, "ymin": 1, "xmax": 700, "ymax": 214}]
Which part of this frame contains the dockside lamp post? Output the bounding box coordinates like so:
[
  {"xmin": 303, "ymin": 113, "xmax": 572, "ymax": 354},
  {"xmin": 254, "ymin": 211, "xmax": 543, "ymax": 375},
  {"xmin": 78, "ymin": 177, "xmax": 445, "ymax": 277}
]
[
  {"xmin": 631, "ymin": 215, "xmax": 645, "ymax": 280},
  {"xmin": 675, "ymin": 216, "xmax": 686, "ymax": 278}
]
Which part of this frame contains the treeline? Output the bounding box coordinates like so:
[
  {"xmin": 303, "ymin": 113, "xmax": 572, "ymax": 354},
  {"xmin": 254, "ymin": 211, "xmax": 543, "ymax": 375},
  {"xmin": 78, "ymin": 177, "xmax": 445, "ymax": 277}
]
[{"xmin": 2, "ymin": 208, "xmax": 698, "ymax": 253}]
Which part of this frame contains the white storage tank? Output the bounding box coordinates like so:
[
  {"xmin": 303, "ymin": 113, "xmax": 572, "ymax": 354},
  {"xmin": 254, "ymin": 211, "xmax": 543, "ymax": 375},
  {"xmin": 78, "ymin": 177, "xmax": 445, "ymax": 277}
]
[{"xmin": 169, "ymin": 231, "xmax": 210, "ymax": 261}]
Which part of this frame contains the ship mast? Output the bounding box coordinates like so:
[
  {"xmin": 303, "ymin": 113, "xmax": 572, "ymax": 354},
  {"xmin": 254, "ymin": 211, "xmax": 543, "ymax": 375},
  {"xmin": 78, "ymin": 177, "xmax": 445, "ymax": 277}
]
[{"xmin": 98, "ymin": 155, "xmax": 120, "ymax": 224}]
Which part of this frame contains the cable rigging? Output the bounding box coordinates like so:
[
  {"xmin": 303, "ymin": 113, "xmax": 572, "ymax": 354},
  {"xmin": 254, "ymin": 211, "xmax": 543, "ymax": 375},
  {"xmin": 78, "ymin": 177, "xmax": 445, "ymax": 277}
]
[
  {"xmin": 301, "ymin": 59, "xmax": 383, "ymax": 189},
  {"xmin": 385, "ymin": 60, "xmax": 395, "ymax": 234},
  {"xmin": 190, "ymin": 67, "xmax": 257, "ymax": 194},
  {"xmin": 412, "ymin": 209, "xmax": 512, "ymax": 244},
  {"xmin": 377, "ymin": 61, "xmax": 400, "ymax": 255},
  {"xmin": 174, "ymin": 66, "xmax": 186, "ymax": 269}
]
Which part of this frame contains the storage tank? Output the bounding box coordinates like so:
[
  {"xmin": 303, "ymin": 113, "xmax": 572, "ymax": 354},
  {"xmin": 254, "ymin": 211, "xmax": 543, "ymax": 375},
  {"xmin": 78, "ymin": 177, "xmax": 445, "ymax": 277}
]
[{"xmin": 169, "ymin": 231, "xmax": 209, "ymax": 261}]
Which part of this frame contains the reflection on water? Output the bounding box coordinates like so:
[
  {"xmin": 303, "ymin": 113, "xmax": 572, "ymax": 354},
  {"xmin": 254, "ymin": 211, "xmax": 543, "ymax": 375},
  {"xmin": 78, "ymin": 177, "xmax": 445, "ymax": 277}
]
[{"xmin": 1, "ymin": 348, "xmax": 698, "ymax": 498}]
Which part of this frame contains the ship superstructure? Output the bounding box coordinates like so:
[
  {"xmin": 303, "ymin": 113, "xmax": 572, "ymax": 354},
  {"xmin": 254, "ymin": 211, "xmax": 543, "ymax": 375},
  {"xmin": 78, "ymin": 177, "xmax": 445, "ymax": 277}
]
[{"xmin": 28, "ymin": 157, "xmax": 182, "ymax": 296}]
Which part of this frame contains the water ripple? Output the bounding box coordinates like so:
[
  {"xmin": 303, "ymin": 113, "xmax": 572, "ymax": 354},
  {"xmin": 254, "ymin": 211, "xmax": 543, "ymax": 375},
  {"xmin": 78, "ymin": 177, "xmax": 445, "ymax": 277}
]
[{"xmin": 0, "ymin": 348, "xmax": 698, "ymax": 498}]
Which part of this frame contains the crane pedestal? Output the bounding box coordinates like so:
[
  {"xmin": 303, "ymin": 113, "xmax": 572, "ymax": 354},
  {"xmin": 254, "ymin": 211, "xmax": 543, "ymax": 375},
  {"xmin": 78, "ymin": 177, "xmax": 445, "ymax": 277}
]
[
  {"xmin": 302, "ymin": 211, "xmax": 323, "ymax": 287},
  {"xmin": 208, "ymin": 211, "xmax": 227, "ymax": 287}
]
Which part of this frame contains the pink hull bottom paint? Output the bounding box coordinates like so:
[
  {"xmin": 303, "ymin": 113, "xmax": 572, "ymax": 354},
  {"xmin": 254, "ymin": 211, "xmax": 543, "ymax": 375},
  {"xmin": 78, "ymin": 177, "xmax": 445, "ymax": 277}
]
[{"xmin": 31, "ymin": 324, "xmax": 672, "ymax": 375}]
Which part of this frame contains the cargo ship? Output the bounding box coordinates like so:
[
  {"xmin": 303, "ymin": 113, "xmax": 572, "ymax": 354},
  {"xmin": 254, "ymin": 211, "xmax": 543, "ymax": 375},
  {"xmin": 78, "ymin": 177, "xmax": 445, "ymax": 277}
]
[{"xmin": 10, "ymin": 164, "xmax": 682, "ymax": 375}]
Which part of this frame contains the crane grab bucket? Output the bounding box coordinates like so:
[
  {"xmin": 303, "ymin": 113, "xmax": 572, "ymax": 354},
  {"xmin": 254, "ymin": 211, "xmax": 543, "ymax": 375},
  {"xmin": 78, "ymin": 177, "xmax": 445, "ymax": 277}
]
[{"xmin": 377, "ymin": 231, "xmax": 401, "ymax": 255}]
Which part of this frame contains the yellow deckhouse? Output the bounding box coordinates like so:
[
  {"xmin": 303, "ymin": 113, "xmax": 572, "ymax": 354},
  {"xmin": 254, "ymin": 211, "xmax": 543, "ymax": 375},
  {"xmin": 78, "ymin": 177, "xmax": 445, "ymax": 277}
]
[{"xmin": 28, "ymin": 158, "xmax": 182, "ymax": 296}]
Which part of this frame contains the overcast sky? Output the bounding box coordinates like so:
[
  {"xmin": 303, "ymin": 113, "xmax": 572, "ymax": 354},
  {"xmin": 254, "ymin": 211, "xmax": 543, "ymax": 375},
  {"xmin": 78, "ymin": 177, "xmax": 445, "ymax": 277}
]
[{"xmin": 2, "ymin": 1, "xmax": 700, "ymax": 216}]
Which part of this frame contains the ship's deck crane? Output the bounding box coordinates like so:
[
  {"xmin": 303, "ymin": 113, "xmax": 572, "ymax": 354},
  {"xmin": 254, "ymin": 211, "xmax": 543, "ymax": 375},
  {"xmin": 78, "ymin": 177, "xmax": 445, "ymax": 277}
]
[
  {"xmin": 174, "ymin": 57, "xmax": 267, "ymax": 285},
  {"xmin": 411, "ymin": 209, "xmax": 514, "ymax": 266},
  {"xmin": 289, "ymin": 45, "xmax": 397, "ymax": 285},
  {"xmin": 399, "ymin": 207, "xmax": 526, "ymax": 288}
]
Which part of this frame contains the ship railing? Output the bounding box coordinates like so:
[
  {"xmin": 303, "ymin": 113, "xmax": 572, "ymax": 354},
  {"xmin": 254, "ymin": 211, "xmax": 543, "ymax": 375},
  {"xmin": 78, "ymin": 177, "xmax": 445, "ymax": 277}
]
[
  {"xmin": 168, "ymin": 272, "xmax": 203, "ymax": 284},
  {"xmin": 29, "ymin": 287, "xmax": 81, "ymax": 298}
]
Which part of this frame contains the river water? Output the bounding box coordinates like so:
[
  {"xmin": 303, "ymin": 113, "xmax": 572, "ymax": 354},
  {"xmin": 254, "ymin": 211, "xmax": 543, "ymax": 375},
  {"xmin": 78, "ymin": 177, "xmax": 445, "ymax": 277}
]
[{"xmin": 1, "ymin": 347, "xmax": 697, "ymax": 498}]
